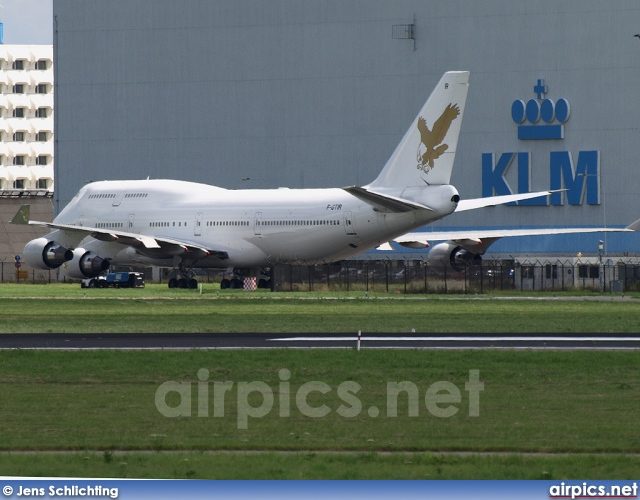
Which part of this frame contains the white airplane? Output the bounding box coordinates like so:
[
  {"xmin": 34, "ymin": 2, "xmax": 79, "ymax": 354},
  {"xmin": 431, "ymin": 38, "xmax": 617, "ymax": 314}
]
[{"xmin": 12, "ymin": 71, "xmax": 637, "ymax": 288}]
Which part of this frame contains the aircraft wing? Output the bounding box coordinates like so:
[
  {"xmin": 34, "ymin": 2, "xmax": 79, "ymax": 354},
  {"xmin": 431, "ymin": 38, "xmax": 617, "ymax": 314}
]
[
  {"xmin": 11, "ymin": 205, "xmax": 229, "ymax": 260},
  {"xmin": 381, "ymin": 222, "xmax": 640, "ymax": 254}
]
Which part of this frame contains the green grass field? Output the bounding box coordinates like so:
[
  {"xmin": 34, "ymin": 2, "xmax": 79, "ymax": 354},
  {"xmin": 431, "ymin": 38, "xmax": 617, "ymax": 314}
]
[
  {"xmin": 1, "ymin": 452, "xmax": 639, "ymax": 480},
  {"xmin": 0, "ymin": 348, "xmax": 639, "ymax": 478},
  {"xmin": 1, "ymin": 284, "xmax": 639, "ymax": 479},
  {"xmin": 1, "ymin": 283, "xmax": 640, "ymax": 333}
]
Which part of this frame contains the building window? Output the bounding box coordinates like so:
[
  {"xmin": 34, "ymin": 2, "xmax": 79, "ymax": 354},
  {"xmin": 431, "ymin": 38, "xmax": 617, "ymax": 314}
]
[
  {"xmin": 13, "ymin": 179, "xmax": 25, "ymax": 189},
  {"xmin": 577, "ymin": 265, "xmax": 599, "ymax": 279},
  {"xmin": 36, "ymin": 155, "xmax": 48, "ymax": 165},
  {"xmin": 521, "ymin": 266, "xmax": 534, "ymax": 279},
  {"xmin": 12, "ymin": 84, "xmax": 24, "ymax": 94},
  {"xmin": 35, "ymin": 107, "xmax": 48, "ymax": 118},
  {"xmin": 578, "ymin": 265, "xmax": 588, "ymax": 279},
  {"xmin": 35, "ymin": 60, "xmax": 48, "ymax": 70},
  {"xmin": 13, "ymin": 131, "xmax": 25, "ymax": 142},
  {"xmin": 12, "ymin": 107, "xmax": 25, "ymax": 118},
  {"xmin": 12, "ymin": 59, "xmax": 24, "ymax": 70},
  {"xmin": 35, "ymin": 84, "xmax": 48, "ymax": 94},
  {"xmin": 36, "ymin": 131, "xmax": 48, "ymax": 142},
  {"xmin": 13, "ymin": 155, "xmax": 24, "ymax": 165},
  {"xmin": 36, "ymin": 179, "xmax": 49, "ymax": 189},
  {"xmin": 545, "ymin": 264, "xmax": 558, "ymax": 280}
]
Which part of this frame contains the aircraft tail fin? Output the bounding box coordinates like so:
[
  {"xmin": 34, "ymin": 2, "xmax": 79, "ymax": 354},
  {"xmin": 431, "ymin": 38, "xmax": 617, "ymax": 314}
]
[
  {"xmin": 11, "ymin": 204, "xmax": 30, "ymax": 224},
  {"xmin": 367, "ymin": 71, "xmax": 469, "ymax": 190}
]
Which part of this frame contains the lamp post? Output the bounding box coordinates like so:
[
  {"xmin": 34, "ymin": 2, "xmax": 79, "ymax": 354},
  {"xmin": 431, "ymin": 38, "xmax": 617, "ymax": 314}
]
[{"xmin": 598, "ymin": 239, "xmax": 604, "ymax": 293}]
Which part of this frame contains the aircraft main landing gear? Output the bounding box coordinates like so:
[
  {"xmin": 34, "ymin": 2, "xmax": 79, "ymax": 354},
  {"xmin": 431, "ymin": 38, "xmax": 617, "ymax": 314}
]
[
  {"xmin": 220, "ymin": 277, "xmax": 243, "ymax": 289},
  {"xmin": 167, "ymin": 261, "xmax": 199, "ymax": 289},
  {"xmin": 168, "ymin": 277, "xmax": 198, "ymax": 289}
]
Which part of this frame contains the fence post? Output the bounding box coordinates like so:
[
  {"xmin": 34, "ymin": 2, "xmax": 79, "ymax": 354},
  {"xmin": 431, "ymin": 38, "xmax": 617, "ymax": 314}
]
[
  {"xmin": 403, "ymin": 259, "xmax": 407, "ymax": 293},
  {"xmin": 385, "ymin": 261, "xmax": 389, "ymax": 293},
  {"xmin": 535, "ymin": 260, "xmax": 540, "ymax": 291},
  {"xmin": 326, "ymin": 263, "xmax": 330, "ymax": 290},
  {"xmin": 464, "ymin": 265, "xmax": 467, "ymax": 295},
  {"xmin": 520, "ymin": 263, "xmax": 523, "ymax": 291},
  {"xmin": 443, "ymin": 263, "xmax": 447, "ymax": 294},
  {"xmin": 346, "ymin": 264, "xmax": 350, "ymax": 289},
  {"xmin": 365, "ymin": 262, "xmax": 369, "ymax": 292},
  {"xmin": 423, "ymin": 258, "xmax": 428, "ymax": 294}
]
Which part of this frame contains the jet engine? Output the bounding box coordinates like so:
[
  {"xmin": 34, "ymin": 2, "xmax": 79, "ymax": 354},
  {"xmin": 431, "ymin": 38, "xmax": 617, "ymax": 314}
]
[
  {"xmin": 63, "ymin": 248, "xmax": 110, "ymax": 279},
  {"xmin": 428, "ymin": 241, "xmax": 482, "ymax": 272},
  {"xmin": 24, "ymin": 238, "xmax": 74, "ymax": 270}
]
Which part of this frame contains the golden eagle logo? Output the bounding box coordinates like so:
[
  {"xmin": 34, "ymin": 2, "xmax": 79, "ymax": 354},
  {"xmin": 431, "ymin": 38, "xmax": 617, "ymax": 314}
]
[{"xmin": 416, "ymin": 103, "xmax": 460, "ymax": 174}]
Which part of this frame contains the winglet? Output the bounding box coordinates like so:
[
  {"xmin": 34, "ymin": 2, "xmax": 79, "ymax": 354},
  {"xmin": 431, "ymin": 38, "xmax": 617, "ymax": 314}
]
[
  {"xmin": 11, "ymin": 205, "xmax": 30, "ymax": 225},
  {"xmin": 625, "ymin": 218, "xmax": 640, "ymax": 231}
]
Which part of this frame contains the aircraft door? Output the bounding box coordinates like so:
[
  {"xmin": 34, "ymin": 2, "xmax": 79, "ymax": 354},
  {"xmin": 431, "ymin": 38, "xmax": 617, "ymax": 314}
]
[
  {"xmin": 128, "ymin": 214, "xmax": 135, "ymax": 230},
  {"xmin": 343, "ymin": 211, "xmax": 357, "ymax": 235},
  {"xmin": 195, "ymin": 212, "xmax": 202, "ymax": 236},
  {"xmin": 254, "ymin": 212, "xmax": 262, "ymax": 236}
]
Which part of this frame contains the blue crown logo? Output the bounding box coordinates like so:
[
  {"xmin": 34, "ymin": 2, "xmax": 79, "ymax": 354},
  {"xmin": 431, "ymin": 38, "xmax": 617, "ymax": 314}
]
[{"xmin": 511, "ymin": 79, "xmax": 570, "ymax": 140}]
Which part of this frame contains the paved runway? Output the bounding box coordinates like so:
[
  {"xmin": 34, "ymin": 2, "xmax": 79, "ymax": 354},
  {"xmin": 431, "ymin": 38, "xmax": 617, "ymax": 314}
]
[{"xmin": 1, "ymin": 333, "xmax": 640, "ymax": 349}]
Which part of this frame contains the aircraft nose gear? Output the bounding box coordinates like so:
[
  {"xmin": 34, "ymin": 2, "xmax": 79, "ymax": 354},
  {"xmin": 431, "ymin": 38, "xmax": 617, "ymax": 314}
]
[{"xmin": 167, "ymin": 260, "xmax": 199, "ymax": 289}]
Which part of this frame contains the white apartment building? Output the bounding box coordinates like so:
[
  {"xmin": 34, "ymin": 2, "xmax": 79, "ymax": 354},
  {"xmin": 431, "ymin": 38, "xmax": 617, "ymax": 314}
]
[{"xmin": 0, "ymin": 44, "xmax": 53, "ymax": 195}]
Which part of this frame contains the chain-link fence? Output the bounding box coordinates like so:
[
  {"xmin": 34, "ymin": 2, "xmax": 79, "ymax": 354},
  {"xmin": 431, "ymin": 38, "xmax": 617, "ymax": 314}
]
[
  {"xmin": 269, "ymin": 258, "xmax": 640, "ymax": 294},
  {"xmin": 0, "ymin": 261, "xmax": 56, "ymax": 284},
  {"xmin": 4, "ymin": 258, "xmax": 640, "ymax": 294}
]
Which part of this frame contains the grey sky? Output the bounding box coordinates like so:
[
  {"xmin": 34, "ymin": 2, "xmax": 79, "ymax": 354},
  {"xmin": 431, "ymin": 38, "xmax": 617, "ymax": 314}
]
[{"xmin": 1, "ymin": 0, "xmax": 52, "ymax": 45}]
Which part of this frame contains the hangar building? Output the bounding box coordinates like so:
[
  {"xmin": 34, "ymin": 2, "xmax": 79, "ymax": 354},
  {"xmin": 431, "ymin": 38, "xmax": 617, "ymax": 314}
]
[{"xmin": 51, "ymin": 1, "xmax": 640, "ymax": 258}]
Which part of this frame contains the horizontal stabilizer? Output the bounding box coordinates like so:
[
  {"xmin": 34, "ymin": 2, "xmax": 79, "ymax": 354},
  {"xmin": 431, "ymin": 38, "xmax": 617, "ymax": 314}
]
[
  {"xmin": 343, "ymin": 186, "xmax": 433, "ymax": 213},
  {"xmin": 456, "ymin": 190, "xmax": 563, "ymax": 212}
]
